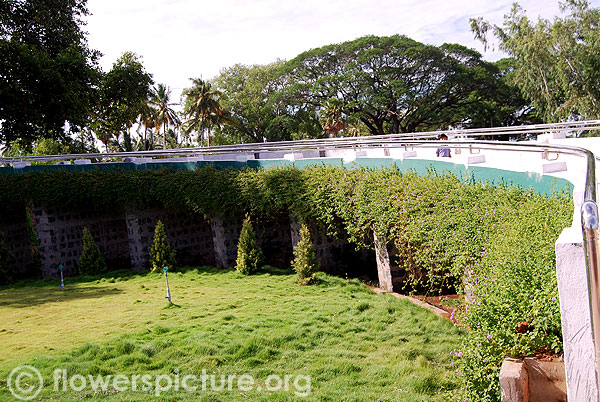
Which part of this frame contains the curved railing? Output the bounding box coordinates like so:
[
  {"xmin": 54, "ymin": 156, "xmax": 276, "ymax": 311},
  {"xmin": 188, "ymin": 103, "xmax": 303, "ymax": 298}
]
[
  {"xmin": 1, "ymin": 120, "xmax": 600, "ymax": 163},
  {"xmin": 2, "ymin": 121, "xmax": 600, "ymax": 391}
]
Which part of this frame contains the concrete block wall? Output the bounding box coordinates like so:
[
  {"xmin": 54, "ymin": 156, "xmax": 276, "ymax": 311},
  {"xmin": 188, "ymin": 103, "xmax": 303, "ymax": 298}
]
[
  {"xmin": 25, "ymin": 206, "xmax": 215, "ymax": 277},
  {"xmin": 126, "ymin": 208, "xmax": 215, "ymax": 271},
  {"xmin": 4, "ymin": 205, "xmax": 380, "ymax": 284},
  {"xmin": 210, "ymin": 216, "xmax": 242, "ymax": 268},
  {"xmin": 32, "ymin": 207, "xmax": 130, "ymax": 278},
  {"xmin": 0, "ymin": 213, "xmax": 33, "ymax": 278},
  {"xmin": 255, "ymin": 215, "xmax": 293, "ymax": 268},
  {"xmin": 290, "ymin": 216, "xmax": 376, "ymax": 278},
  {"xmin": 209, "ymin": 215, "xmax": 294, "ymax": 269}
]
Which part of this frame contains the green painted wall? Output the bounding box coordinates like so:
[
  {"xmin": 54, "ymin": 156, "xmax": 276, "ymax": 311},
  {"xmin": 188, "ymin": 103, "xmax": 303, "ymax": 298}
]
[{"xmin": 1, "ymin": 157, "xmax": 573, "ymax": 196}]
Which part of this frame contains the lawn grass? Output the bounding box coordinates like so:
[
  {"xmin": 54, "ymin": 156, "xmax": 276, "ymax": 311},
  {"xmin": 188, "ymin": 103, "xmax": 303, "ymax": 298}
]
[{"xmin": 0, "ymin": 266, "xmax": 463, "ymax": 401}]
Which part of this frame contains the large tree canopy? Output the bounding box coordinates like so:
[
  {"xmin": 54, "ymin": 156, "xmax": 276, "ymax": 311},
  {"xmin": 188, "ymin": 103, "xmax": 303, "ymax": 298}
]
[
  {"xmin": 211, "ymin": 61, "xmax": 321, "ymax": 144},
  {"xmin": 92, "ymin": 52, "xmax": 153, "ymax": 149},
  {"xmin": 471, "ymin": 0, "xmax": 600, "ymax": 121},
  {"xmin": 0, "ymin": 0, "xmax": 101, "ymax": 148},
  {"xmin": 281, "ymin": 35, "xmax": 506, "ymax": 135}
]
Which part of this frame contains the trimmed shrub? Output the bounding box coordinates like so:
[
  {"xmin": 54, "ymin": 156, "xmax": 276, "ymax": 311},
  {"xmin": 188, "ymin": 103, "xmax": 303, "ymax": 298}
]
[
  {"xmin": 291, "ymin": 223, "xmax": 320, "ymax": 285},
  {"xmin": 235, "ymin": 216, "xmax": 263, "ymax": 275},
  {"xmin": 78, "ymin": 227, "xmax": 107, "ymax": 275},
  {"xmin": 149, "ymin": 220, "xmax": 176, "ymax": 273},
  {"xmin": 0, "ymin": 231, "xmax": 15, "ymax": 285}
]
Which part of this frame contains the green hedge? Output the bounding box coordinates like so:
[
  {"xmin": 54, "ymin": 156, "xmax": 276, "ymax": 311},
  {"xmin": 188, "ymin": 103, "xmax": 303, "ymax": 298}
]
[
  {"xmin": 0, "ymin": 165, "xmax": 573, "ymax": 400},
  {"xmin": 454, "ymin": 193, "xmax": 571, "ymax": 400}
]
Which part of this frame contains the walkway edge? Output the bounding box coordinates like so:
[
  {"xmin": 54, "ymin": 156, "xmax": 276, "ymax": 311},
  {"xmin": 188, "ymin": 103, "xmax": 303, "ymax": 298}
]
[{"xmin": 366, "ymin": 285, "xmax": 451, "ymax": 321}]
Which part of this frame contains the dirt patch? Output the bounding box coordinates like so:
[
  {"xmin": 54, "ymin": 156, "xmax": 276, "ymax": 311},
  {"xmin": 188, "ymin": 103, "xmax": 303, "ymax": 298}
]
[{"xmin": 412, "ymin": 294, "xmax": 464, "ymax": 323}]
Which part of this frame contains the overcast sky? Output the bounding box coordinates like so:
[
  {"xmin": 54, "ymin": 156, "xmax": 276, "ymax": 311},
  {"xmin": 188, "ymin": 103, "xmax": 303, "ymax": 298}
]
[{"xmin": 84, "ymin": 0, "xmax": 597, "ymax": 100}]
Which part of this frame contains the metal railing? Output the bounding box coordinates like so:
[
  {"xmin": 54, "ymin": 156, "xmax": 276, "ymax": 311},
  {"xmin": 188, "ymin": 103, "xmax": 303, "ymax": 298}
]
[
  {"xmin": 1, "ymin": 121, "xmax": 600, "ymax": 391},
  {"xmin": 2, "ymin": 120, "xmax": 600, "ymax": 163}
]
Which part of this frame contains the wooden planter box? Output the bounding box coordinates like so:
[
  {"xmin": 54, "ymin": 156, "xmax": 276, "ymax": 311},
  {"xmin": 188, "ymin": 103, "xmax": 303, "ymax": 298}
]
[{"xmin": 500, "ymin": 357, "xmax": 566, "ymax": 402}]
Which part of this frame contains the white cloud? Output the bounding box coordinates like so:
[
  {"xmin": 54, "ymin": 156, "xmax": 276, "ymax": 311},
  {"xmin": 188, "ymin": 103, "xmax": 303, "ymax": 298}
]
[{"xmin": 85, "ymin": 0, "xmax": 597, "ymax": 100}]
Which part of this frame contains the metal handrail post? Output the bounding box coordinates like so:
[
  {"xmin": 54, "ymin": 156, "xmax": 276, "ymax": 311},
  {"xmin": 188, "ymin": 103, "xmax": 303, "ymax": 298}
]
[{"xmin": 580, "ymin": 149, "xmax": 600, "ymax": 393}]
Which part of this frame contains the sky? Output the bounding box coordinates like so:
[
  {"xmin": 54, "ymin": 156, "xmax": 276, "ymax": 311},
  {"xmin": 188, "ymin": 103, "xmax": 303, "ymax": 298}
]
[{"xmin": 84, "ymin": 0, "xmax": 595, "ymax": 102}]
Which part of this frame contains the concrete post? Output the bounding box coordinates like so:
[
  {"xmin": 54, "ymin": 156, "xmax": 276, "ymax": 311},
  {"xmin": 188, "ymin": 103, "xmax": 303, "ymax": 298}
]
[
  {"xmin": 210, "ymin": 216, "xmax": 241, "ymax": 268},
  {"xmin": 32, "ymin": 207, "xmax": 63, "ymax": 278},
  {"xmin": 373, "ymin": 233, "xmax": 394, "ymax": 292},
  {"xmin": 555, "ymin": 226, "xmax": 599, "ymax": 401},
  {"xmin": 125, "ymin": 209, "xmax": 151, "ymax": 271},
  {"xmin": 499, "ymin": 358, "xmax": 529, "ymax": 402}
]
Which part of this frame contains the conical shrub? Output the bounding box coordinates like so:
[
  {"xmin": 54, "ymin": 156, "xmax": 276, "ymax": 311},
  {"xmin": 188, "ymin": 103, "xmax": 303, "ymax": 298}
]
[
  {"xmin": 149, "ymin": 220, "xmax": 176, "ymax": 273},
  {"xmin": 235, "ymin": 216, "xmax": 263, "ymax": 275},
  {"xmin": 291, "ymin": 224, "xmax": 320, "ymax": 285},
  {"xmin": 78, "ymin": 227, "xmax": 107, "ymax": 275}
]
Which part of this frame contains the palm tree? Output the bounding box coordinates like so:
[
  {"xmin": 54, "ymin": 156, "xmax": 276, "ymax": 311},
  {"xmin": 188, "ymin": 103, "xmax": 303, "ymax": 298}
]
[
  {"xmin": 320, "ymin": 98, "xmax": 346, "ymax": 138},
  {"xmin": 137, "ymin": 102, "xmax": 157, "ymax": 150},
  {"xmin": 148, "ymin": 84, "xmax": 181, "ymax": 149},
  {"xmin": 182, "ymin": 78, "xmax": 224, "ymax": 147}
]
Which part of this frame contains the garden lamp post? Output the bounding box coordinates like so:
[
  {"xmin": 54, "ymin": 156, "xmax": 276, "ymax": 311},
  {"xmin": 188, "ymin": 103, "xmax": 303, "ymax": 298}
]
[
  {"xmin": 163, "ymin": 266, "xmax": 171, "ymax": 303},
  {"xmin": 59, "ymin": 264, "xmax": 64, "ymax": 291}
]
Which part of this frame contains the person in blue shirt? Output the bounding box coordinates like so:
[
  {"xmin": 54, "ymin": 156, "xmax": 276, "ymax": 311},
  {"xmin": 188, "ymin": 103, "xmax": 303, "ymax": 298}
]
[{"xmin": 436, "ymin": 134, "xmax": 451, "ymax": 158}]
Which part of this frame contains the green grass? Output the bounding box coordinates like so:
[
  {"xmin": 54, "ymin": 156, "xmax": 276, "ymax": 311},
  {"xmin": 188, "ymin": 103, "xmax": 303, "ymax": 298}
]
[{"xmin": 0, "ymin": 266, "xmax": 463, "ymax": 401}]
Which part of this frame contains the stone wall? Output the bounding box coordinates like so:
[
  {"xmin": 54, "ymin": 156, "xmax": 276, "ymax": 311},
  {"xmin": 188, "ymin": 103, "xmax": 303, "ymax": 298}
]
[
  {"xmin": 126, "ymin": 208, "xmax": 215, "ymax": 271},
  {"xmin": 210, "ymin": 216, "xmax": 241, "ymax": 268},
  {"xmin": 28, "ymin": 206, "xmax": 216, "ymax": 277},
  {"xmin": 0, "ymin": 212, "xmax": 33, "ymax": 278},
  {"xmin": 255, "ymin": 215, "xmax": 293, "ymax": 268},
  {"xmin": 5, "ymin": 206, "xmax": 382, "ymax": 284},
  {"xmin": 290, "ymin": 217, "xmax": 376, "ymax": 279},
  {"xmin": 32, "ymin": 207, "xmax": 130, "ymax": 278},
  {"xmin": 373, "ymin": 233, "xmax": 416, "ymax": 292}
]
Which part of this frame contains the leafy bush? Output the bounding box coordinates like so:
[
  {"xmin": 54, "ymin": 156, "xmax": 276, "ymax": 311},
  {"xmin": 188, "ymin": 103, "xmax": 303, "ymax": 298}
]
[
  {"xmin": 0, "ymin": 164, "xmax": 574, "ymax": 401},
  {"xmin": 291, "ymin": 223, "xmax": 320, "ymax": 285},
  {"xmin": 78, "ymin": 227, "xmax": 107, "ymax": 275},
  {"xmin": 149, "ymin": 220, "xmax": 176, "ymax": 273},
  {"xmin": 0, "ymin": 231, "xmax": 15, "ymax": 285},
  {"xmin": 453, "ymin": 192, "xmax": 572, "ymax": 401},
  {"xmin": 235, "ymin": 216, "xmax": 263, "ymax": 275}
]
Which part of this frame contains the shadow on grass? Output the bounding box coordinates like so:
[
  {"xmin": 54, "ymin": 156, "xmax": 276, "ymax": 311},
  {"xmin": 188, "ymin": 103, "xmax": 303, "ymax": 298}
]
[
  {"xmin": 178, "ymin": 265, "xmax": 294, "ymax": 276},
  {"xmin": 2, "ymin": 269, "xmax": 145, "ymax": 290},
  {"xmin": 260, "ymin": 265, "xmax": 294, "ymax": 276},
  {"xmin": 0, "ymin": 286, "xmax": 123, "ymax": 308},
  {"xmin": 0, "ymin": 265, "xmax": 297, "ymax": 309}
]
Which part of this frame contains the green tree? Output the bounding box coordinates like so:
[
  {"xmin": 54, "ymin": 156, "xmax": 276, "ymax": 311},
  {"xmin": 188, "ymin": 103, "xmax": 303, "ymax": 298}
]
[
  {"xmin": 212, "ymin": 61, "xmax": 321, "ymax": 144},
  {"xmin": 235, "ymin": 216, "xmax": 263, "ymax": 275},
  {"xmin": 282, "ymin": 35, "xmax": 506, "ymax": 134},
  {"xmin": 0, "ymin": 0, "xmax": 101, "ymax": 148},
  {"xmin": 149, "ymin": 220, "xmax": 176, "ymax": 273},
  {"xmin": 471, "ymin": 0, "xmax": 600, "ymax": 121},
  {"xmin": 319, "ymin": 99, "xmax": 347, "ymax": 137},
  {"xmin": 149, "ymin": 83, "xmax": 181, "ymax": 149},
  {"xmin": 93, "ymin": 52, "xmax": 153, "ymax": 151},
  {"xmin": 291, "ymin": 224, "xmax": 320, "ymax": 285},
  {"xmin": 137, "ymin": 102, "xmax": 157, "ymax": 150},
  {"xmin": 78, "ymin": 227, "xmax": 107, "ymax": 275},
  {"xmin": 462, "ymin": 58, "xmax": 541, "ymax": 129},
  {"xmin": 182, "ymin": 78, "xmax": 224, "ymax": 146}
]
